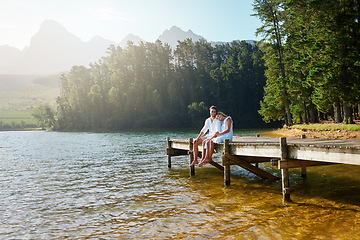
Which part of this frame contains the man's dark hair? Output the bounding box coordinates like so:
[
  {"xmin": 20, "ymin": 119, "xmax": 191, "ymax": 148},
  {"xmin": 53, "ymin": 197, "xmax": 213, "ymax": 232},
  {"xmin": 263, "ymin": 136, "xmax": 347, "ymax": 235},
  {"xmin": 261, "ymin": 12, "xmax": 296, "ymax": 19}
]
[{"xmin": 209, "ymin": 106, "xmax": 217, "ymax": 112}]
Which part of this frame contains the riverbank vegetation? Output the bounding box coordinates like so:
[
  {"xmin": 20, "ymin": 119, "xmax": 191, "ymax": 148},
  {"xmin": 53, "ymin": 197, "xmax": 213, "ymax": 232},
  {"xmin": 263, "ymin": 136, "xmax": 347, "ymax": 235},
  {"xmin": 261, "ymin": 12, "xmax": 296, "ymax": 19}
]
[
  {"xmin": 267, "ymin": 121, "xmax": 360, "ymax": 139},
  {"xmin": 41, "ymin": 40, "xmax": 269, "ymax": 131},
  {"xmin": 0, "ymin": 110, "xmax": 37, "ymax": 130},
  {"xmin": 254, "ymin": 0, "xmax": 360, "ymax": 126}
]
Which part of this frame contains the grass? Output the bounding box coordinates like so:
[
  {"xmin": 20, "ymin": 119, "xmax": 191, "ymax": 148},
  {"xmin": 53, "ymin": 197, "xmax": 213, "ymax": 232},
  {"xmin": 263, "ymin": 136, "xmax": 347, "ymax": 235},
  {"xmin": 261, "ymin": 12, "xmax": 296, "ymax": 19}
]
[
  {"xmin": 0, "ymin": 84, "xmax": 59, "ymax": 111},
  {"xmin": 0, "ymin": 110, "xmax": 37, "ymax": 129},
  {"xmin": 0, "ymin": 74, "xmax": 59, "ymax": 130},
  {"xmin": 290, "ymin": 123, "xmax": 360, "ymax": 131}
]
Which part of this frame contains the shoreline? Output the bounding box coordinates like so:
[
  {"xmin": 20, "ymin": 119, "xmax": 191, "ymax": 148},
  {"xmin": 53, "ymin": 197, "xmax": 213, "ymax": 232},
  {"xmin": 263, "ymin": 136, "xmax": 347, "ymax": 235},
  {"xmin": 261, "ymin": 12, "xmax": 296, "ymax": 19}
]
[{"xmin": 263, "ymin": 125, "xmax": 360, "ymax": 140}]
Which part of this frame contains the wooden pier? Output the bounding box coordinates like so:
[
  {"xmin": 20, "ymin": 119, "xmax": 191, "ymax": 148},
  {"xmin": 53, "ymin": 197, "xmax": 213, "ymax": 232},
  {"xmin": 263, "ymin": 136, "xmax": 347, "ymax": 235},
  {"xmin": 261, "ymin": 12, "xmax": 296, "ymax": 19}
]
[{"xmin": 166, "ymin": 136, "xmax": 360, "ymax": 201}]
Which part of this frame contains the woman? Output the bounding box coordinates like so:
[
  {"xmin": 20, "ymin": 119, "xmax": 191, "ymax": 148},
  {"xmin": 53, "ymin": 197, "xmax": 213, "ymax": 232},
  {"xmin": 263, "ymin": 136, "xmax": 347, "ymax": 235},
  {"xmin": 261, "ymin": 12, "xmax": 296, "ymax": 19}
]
[{"xmin": 198, "ymin": 112, "xmax": 233, "ymax": 167}]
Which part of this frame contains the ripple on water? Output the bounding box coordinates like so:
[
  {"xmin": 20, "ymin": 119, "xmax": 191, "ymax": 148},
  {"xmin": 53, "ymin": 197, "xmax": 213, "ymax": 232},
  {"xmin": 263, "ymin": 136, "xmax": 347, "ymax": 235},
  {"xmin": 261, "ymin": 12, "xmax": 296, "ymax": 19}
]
[{"xmin": 1, "ymin": 130, "xmax": 360, "ymax": 239}]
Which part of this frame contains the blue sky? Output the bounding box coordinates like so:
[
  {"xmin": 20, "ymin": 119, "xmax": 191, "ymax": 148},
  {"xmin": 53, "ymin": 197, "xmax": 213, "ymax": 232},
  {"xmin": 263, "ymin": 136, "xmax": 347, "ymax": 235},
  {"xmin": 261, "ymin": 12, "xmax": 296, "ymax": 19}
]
[{"xmin": 0, "ymin": 0, "xmax": 262, "ymax": 50}]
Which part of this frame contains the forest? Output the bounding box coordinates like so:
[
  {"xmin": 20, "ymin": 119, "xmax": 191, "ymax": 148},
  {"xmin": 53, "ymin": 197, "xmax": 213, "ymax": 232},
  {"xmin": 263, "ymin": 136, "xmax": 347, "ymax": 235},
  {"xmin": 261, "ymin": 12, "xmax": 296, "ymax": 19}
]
[
  {"xmin": 33, "ymin": 0, "xmax": 360, "ymax": 130},
  {"xmin": 48, "ymin": 39, "xmax": 267, "ymax": 130},
  {"xmin": 254, "ymin": 0, "xmax": 360, "ymax": 126}
]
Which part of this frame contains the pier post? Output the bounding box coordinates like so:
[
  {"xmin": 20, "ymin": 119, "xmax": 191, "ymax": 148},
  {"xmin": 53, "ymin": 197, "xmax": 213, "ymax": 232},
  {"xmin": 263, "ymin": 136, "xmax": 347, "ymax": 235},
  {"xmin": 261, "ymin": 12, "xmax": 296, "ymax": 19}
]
[
  {"xmin": 189, "ymin": 138, "xmax": 195, "ymax": 176},
  {"xmin": 280, "ymin": 137, "xmax": 291, "ymax": 201},
  {"xmin": 300, "ymin": 134, "xmax": 307, "ymax": 178},
  {"xmin": 166, "ymin": 137, "xmax": 171, "ymax": 169},
  {"xmin": 301, "ymin": 167, "xmax": 307, "ymax": 178},
  {"xmin": 223, "ymin": 139, "xmax": 231, "ymax": 186}
]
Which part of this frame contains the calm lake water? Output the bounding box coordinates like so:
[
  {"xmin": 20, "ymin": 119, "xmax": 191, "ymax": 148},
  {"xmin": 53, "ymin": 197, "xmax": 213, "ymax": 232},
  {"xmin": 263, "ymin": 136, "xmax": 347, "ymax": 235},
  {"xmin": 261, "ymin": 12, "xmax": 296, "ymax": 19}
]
[{"xmin": 1, "ymin": 130, "xmax": 360, "ymax": 239}]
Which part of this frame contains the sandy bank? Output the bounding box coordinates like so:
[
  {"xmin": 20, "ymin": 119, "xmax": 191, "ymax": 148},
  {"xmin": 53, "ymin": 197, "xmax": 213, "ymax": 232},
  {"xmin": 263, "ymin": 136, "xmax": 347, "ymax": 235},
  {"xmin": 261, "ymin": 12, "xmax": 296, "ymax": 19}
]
[{"xmin": 263, "ymin": 122, "xmax": 360, "ymax": 140}]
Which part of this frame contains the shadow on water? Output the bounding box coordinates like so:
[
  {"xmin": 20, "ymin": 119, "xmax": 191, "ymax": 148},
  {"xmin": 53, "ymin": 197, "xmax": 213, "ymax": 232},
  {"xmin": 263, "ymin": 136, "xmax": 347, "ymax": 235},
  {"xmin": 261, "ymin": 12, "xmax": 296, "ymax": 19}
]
[
  {"xmin": 164, "ymin": 157, "xmax": 360, "ymax": 239},
  {"xmin": 288, "ymin": 164, "xmax": 360, "ymax": 207},
  {"xmin": 167, "ymin": 155, "xmax": 360, "ymax": 207}
]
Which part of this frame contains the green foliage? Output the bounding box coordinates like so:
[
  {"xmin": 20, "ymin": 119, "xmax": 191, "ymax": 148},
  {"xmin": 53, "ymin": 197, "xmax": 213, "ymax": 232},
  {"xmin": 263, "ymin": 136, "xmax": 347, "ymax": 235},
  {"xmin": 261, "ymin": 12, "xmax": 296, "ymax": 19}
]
[
  {"xmin": 254, "ymin": 0, "xmax": 360, "ymax": 124},
  {"xmin": 52, "ymin": 40, "xmax": 269, "ymax": 130},
  {"xmin": 291, "ymin": 123, "xmax": 360, "ymax": 131},
  {"xmin": 188, "ymin": 102, "xmax": 208, "ymax": 127},
  {"xmin": 31, "ymin": 103, "xmax": 56, "ymax": 129}
]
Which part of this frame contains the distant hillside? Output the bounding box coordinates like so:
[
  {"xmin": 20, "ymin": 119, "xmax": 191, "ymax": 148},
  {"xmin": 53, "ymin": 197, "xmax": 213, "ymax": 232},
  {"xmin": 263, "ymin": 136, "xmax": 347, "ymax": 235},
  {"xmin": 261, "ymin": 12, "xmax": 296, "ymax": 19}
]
[
  {"xmin": 158, "ymin": 26, "xmax": 205, "ymax": 49},
  {"xmin": 32, "ymin": 73, "xmax": 63, "ymax": 88},
  {"xmin": 0, "ymin": 74, "xmax": 44, "ymax": 91},
  {"xmin": 0, "ymin": 20, "xmax": 115, "ymax": 75},
  {"xmin": 0, "ymin": 45, "xmax": 23, "ymax": 69},
  {"xmin": 0, "ymin": 82, "xmax": 59, "ymax": 111},
  {"xmin": 0, "ymin": 19, "xmax": 257, "ymax": 75}
]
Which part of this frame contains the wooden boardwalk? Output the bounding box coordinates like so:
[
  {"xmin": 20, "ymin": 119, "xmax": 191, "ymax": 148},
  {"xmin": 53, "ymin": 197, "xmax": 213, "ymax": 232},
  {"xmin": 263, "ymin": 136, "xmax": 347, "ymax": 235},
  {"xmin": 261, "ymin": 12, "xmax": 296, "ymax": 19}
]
[{"xmin": 166, "ymin": 136, "xmax": 360, "ymax": 201}]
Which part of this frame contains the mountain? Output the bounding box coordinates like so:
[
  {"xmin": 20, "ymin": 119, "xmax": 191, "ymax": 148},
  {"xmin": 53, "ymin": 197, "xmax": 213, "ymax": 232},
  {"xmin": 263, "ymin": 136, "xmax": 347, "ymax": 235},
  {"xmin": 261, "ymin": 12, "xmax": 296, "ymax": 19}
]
[
  {"xmin": 0, "ymin": 20, "xmax": 257, "ymax": 75},
  {"xmin": 119, "ymin": 33, "xmax": 145, "ymax": 48},
  {"xmin": 0, "ymin": 45, "xmax": 23, "ymax": 69},
  {"xmin": 1, "ymin": 20, "xmax": 115, "ymax": 74},
  {"xmin": 157, "ymin": 26, "xmax": 205, "ymax": 49}
]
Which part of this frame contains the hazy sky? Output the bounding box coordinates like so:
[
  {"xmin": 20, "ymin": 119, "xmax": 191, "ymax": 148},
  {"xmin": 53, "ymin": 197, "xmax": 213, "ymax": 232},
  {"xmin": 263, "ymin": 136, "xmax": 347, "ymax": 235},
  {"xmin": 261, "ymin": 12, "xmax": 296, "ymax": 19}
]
[{"xmin": 1, "ymin": 0, "xmax": 262, "ymax": 50}]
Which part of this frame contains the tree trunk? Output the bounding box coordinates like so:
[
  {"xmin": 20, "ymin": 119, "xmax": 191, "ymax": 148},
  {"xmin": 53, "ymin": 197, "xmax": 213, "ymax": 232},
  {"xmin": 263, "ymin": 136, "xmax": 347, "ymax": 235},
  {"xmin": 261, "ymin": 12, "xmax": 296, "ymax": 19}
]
[
  {"xmin": 318, "ymin": 111, "xmax": 323, "ymax": 121},
  {"xmin": 303, "ymin": 101, "xmax": 309, "ymax": 124},
  {"xmin": 343, "ymin": 100, "xmax": 354, "ymax": 124},
  {"xmin": 333, "ymin": 101, "xmax": 342, "ymax": 123},
  {"xmin": 282, "ymin": 107, "xmax": 289, "ymax": 126},
  {"xmin": 283, "ymin": 97, "xmax": 292, "ymax": 126},
  {"xmin": 308, "ymin": 104, "xmax": 318, "ymax": 123}
]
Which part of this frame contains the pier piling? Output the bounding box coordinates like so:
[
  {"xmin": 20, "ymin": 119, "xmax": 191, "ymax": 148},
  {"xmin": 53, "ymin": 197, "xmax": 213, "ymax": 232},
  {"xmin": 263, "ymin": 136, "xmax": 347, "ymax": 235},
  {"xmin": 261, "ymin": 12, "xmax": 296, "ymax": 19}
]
[
  {"xmin": 166, "ymin": 136, "xmax": 360, "ymax": 200},
  {"xmin": 280, "ymin": 137, "xmax": 291, "ymax": 201},
  {"xmin": 223, "ymin": 139, "xmax": 231, "ymax": 186},
  {"xmin": 189, "ymin": 138, "xmax": 195, "ymax": 176},
  {"xmin": 166, "ymin": 137, "xmax": 171, "ymax": 168}
]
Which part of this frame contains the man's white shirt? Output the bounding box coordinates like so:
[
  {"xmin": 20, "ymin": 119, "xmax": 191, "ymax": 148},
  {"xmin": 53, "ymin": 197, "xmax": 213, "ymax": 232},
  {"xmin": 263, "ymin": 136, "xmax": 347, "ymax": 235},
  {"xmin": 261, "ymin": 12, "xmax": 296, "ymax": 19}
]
[{"xmin": 200, "ymin": 117, "xmax": 221, "ymax": 138}]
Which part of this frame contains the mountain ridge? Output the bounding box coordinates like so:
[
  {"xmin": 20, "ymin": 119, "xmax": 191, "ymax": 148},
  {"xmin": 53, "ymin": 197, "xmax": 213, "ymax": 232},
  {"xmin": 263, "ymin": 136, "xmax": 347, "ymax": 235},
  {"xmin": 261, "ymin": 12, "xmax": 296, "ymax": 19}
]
[{"xmin": 0, "ymin": 20, "xmax": 256, "ymax": 75}]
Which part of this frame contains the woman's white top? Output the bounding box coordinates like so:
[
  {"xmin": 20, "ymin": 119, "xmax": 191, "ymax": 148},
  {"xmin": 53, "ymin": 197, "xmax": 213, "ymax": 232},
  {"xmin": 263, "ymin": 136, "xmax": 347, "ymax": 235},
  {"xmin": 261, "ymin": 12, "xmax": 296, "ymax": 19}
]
[{"xmin": 213, "ymin": 116, "xmax": 233, "ymax": 143}]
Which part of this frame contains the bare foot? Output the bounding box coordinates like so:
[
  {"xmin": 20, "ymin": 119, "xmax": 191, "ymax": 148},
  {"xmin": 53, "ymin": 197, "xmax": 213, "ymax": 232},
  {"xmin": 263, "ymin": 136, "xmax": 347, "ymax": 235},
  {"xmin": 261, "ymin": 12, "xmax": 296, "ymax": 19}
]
[
  {"xmin": 198, "ymin": 154, "xmax": 206, "ymax": 166},
  {"xmin": 189, "ymin": 159, "xmax": 198, "ymax": 167},
  {"xmin": 198, "ymin": 158, "xmax": 210, "ymax": 167}
]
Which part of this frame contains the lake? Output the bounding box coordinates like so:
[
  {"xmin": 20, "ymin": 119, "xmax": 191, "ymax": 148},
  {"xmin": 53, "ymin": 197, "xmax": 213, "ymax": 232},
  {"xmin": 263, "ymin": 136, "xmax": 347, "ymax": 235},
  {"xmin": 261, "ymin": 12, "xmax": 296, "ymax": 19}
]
[{"xmin": 1, "ymin": 130, "xmax": 360, "ymax": 239}]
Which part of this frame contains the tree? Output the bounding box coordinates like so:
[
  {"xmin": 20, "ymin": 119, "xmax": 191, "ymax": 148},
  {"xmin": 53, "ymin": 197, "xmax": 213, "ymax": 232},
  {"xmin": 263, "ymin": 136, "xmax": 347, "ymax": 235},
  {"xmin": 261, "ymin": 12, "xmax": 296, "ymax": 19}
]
[
  {"xmin": 31, "ymin": 103, "xmax": 56, "ymax": 129},
  {"xmin": 254, "ymin": 0, "xmax": 293, "ymax": 126}
]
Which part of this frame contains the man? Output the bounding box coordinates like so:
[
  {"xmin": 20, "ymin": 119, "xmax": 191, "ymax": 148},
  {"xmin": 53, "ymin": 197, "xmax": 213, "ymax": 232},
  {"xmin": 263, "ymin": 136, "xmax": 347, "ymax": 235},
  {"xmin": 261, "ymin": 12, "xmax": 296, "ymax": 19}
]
[{"xmin": 190, "ymin": 105, "xmax": 221, "ymax": 167}]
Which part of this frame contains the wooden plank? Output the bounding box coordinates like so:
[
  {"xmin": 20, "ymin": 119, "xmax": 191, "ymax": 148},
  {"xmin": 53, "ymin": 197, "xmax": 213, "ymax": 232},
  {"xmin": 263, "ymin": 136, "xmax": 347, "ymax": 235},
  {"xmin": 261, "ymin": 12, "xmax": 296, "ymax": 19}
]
[
  {"xmin": 166, "ymin": 148, "xmax": 189, "ymax": 156},
  {"xmin": 171, "ymin": 141, "xmax": 191, "ymax": 150},
  {"xmin": 288, "ymin": 145, "xmax": 360, "ymax": 165},
  {"xmin": 209, "ymin": 160, "xmax": 224, "ymax": 171},
  {"xmin": 231, "ymin": 144, "xmax": 281, "ymax": 158},
  {"xmin": 278, "ymin": 159, "xmax": 335, "ymax": 169},
  {"xmin": 224, "ymin": 153, "xmax": 279, "ymax": 180},
  {"xmin": 236, "ymin": 156, "xmax": 274, "ymax": 163}
]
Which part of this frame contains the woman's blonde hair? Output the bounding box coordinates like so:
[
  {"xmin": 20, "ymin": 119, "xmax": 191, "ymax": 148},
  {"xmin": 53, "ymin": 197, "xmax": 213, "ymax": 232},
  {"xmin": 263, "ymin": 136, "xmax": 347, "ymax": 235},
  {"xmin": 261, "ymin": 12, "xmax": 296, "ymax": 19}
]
[{"xmin": 216, "ymin": 112, "xmax": 228, "ymax": 118}]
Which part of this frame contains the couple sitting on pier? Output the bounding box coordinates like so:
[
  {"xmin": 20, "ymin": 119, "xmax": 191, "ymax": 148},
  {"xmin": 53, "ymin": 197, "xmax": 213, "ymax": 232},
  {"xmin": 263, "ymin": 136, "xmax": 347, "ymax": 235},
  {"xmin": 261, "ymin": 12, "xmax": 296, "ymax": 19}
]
[{"xmin": 190, "ymin": 105, "xmax": 233, "ymax": 167}]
